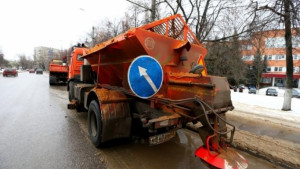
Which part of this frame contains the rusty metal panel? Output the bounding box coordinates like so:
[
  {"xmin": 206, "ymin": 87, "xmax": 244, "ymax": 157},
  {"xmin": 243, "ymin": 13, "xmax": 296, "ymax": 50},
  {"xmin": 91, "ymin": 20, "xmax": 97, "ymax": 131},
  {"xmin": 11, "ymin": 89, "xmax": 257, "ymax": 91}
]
[
  {"xmin": 94, "ymin": 88, "xmax": 132, "ymax": 142},
  {"xmin": 134, "ymin": 28, "xmax": 207, "ymax": 71},
  {"xmin": 164, "ymin": 71, "xmax": 232, "ymax": 110},
  {"xmin": 210, "ymin": 76, "xmax": 233, "ymax": 109}
]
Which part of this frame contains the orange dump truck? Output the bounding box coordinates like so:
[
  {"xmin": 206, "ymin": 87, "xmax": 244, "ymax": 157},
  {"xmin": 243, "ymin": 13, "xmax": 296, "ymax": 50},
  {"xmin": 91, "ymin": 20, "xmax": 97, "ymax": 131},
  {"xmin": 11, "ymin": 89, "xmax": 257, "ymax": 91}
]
[
  {"xmin": 49, "ymin": 59, "xmax": 68, "ymax": 85},
  {"xmin": 67, "ymin": 14, "xmax": 247, "ymax": 169}
]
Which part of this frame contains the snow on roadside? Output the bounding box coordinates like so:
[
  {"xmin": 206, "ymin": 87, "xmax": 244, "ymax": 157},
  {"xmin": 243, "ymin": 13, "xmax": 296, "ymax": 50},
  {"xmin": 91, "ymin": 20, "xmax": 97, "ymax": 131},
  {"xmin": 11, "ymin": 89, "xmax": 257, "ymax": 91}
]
[{"xmin": 230, "ymin": 89, "xmax": 300, "ymax": 127}]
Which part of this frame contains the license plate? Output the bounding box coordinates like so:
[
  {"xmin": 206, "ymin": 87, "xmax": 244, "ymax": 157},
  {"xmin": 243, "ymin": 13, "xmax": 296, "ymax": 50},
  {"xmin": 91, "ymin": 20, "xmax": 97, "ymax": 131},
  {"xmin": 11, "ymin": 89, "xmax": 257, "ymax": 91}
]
[{"xmin": 149, "ymin": 130, "xmax": 177, "ymax": 145}]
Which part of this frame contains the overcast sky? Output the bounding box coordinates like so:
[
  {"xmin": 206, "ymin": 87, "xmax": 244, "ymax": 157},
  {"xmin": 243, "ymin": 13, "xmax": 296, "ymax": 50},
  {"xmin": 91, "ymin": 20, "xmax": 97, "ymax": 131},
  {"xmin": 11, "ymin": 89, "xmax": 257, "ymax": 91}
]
[{"xmin": 0, "ymin": 0, "xmax": 129, "ymax": 61}]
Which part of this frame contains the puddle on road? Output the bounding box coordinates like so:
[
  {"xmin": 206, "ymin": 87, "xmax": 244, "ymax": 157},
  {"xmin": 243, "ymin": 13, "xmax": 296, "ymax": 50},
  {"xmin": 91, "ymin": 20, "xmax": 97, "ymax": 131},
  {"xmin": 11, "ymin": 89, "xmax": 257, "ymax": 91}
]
[{"xmin": 100, "ymin": 129, "xmax": 207, "ymax": 169}]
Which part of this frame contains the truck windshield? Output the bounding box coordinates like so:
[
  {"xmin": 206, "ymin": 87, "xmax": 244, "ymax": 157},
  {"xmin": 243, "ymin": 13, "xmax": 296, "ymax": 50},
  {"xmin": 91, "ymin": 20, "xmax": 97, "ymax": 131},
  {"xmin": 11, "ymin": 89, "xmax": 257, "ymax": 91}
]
[
  {"xmin": 77, "ymin": 54, "xmax": 84, "ymax": 61},
  {"xmin": 52, "ymin": 60, "xmax": 63, "ymax": 65}
]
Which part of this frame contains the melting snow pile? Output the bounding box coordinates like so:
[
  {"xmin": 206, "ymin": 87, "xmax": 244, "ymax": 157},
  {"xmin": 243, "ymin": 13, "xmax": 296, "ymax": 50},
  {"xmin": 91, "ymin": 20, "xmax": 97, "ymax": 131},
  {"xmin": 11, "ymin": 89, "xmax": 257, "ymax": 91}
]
[{"xmin": 230, "ymin": 88, "xmax": 300, "ymax": 128}]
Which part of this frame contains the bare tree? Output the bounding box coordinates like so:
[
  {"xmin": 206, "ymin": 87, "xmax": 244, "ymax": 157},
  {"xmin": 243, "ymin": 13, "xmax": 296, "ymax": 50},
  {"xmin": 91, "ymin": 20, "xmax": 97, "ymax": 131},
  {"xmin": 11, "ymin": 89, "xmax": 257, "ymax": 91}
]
[
  {"xmin": 18, "ymin": 54, "xmax": 35, "ymax": 69},
  {"xmin": 121, "ymin": 13, "xmax": 131, "ymax": 32},
  {"xmin": 19, "ymin": 55, "xmax": 28, "ymax": 69},
  {"xmin": 84, "ymin": 16, "xmax": 134, "ymax": 47},
  {"xmin": 162, "ymin": 0, "xmax": 261, "ymax": 42},
  {"xmin": 0, "ymin": 52, "xmax": 9, "ymax": 68},
  {"xmin": 125, "ymin": 0, "xmax": 160, "ymax": 22}
]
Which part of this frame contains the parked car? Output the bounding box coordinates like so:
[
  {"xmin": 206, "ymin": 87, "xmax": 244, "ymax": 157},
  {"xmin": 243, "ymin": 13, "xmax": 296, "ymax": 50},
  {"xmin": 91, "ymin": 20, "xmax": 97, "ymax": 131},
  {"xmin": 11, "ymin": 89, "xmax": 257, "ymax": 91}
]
[
  {"xmin": 238, "ymin": 87, "xmax": 244, "ymax": 92},
  {"xmin": 247, "ymin": 84, "xmax": 255, "ymax": 89},
  {"xmin": 292, "ymin": 89, "xmax": 300, "ymax": 98},
  {"xmin": 248, "ymin": 88, "xmax": 256, "ymax": 94},
  {"xmin": 29, "ymin": 69, "xmax": 35, "ymax": 73},
  {"xmin": 238, "ymin": 84, "xmax": 246, "ymax": 89},
  {"xmin": 3, "ymin": 68, "xmax": 18, "ymax": 77},
  {"xmin": 266, "ymin": 88, "xmax": 278, "ymax": 96},
  {"xmin": 233, "ymin": 86, "xmax": 237, "ymax": 92},
  {"xmin": 36, "ymin": 68, "xmax": 43, "ymax": 74}
]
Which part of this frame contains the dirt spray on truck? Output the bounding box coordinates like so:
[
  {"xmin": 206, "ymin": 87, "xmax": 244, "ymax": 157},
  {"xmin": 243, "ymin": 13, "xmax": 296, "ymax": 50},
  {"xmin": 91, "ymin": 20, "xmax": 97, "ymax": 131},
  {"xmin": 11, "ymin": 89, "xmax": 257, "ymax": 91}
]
[{"xmin": 67, "ymin": 14, "xmax": 248, "ymax": 169}]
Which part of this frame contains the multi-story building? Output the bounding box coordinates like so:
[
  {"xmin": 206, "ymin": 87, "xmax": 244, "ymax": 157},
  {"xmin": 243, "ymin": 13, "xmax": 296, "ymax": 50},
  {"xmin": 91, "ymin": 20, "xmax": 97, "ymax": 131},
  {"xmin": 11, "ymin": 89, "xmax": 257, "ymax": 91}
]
[
  {"xmin": 240, "ymin": 29, "xmax": 300, "ymax": 88},
  {"xmin": 34, "ymin": 46, "xmax": 61, "ymax": 70}
]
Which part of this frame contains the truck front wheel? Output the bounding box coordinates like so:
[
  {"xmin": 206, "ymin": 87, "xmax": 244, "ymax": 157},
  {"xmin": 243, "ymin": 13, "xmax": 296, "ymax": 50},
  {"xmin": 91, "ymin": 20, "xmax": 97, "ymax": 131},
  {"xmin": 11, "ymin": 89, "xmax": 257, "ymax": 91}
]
[
  {"xmin": 68, "ymin": 81, "xmax": 74, "ymax": 101},
  {"xmin": 49, "ymin": 76, "xmax": 57, "ymax": 86},
  {"xmin": 88, "ymin": 100, "xmax": 103, "ymax": 148}
]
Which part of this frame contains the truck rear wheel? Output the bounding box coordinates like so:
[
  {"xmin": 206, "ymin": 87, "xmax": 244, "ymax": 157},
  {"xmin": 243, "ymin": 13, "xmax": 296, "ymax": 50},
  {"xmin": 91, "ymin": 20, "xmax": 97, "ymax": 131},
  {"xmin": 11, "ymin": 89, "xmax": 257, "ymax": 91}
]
[
  {"xmin": 88, "ymin": 100, "xmax": 103, "ymax": 148},
  {"xmin": 49, "ymin": 76, "xmax": 57, "ymax": 86}
]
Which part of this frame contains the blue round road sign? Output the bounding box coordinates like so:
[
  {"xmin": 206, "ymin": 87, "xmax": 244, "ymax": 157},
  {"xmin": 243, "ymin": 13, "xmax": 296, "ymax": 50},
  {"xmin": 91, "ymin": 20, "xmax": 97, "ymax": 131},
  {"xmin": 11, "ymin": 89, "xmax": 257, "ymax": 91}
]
[{"xmin": 128, "ymin": 55, "xmax": 163, "ymax": 99}]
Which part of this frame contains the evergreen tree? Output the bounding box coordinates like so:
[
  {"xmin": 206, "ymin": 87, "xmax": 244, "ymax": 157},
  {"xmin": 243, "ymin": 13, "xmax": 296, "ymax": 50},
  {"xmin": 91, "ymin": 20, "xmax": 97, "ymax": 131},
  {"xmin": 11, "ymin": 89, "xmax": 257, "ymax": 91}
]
[{"xmin": 205, "ymin": 33, "xmax": 246, "ymax": 85}]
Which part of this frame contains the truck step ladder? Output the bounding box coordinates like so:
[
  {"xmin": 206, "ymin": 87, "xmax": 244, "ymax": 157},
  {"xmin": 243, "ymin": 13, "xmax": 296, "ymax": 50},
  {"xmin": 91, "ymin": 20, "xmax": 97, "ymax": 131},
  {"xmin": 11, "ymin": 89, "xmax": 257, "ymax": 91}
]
[{"xmin": 67, "ymin": 100, "xmax": 77, "ymax": 109}]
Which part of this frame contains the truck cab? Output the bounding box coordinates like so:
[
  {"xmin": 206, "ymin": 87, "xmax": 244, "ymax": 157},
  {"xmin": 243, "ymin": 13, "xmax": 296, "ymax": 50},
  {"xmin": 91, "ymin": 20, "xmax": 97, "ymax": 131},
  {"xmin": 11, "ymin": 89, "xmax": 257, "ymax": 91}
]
[
  {"xmin": 67, "ymin": 44, "xmax": 90, "ymax": 102},
  {"xmin": 68, "ymin": 44, "xmax": 87, "ymax": 81},
  {"xmin": 49, "ymin": 59, "xmax": 68, "ymax": 85}
]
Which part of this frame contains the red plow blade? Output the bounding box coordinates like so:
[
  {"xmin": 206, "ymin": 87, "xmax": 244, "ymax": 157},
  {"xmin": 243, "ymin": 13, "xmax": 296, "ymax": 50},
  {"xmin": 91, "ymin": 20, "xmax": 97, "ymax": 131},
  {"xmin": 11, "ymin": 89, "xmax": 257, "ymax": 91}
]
[{"xmin": 195, "ymin": 146, "xmax": 248, "ymax": 169}]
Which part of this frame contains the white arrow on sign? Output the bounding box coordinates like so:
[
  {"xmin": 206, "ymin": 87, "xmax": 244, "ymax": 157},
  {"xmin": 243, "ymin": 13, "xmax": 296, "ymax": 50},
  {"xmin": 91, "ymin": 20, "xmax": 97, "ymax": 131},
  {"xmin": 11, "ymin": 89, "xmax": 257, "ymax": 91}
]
[{"xmin": 138, "ymin": 66, "xmax": 158, "ymax": 92}]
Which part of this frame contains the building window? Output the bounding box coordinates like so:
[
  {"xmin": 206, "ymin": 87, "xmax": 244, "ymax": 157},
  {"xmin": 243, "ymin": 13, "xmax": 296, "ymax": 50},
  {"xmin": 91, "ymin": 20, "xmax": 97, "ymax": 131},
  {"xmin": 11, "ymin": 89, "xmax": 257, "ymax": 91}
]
[
  {"xmin": 267, "ymin": 67, "xmax": 271, "ymax": 72},
  {"xmin": 293, "ymin": 55, "xmax": 300, "ymax": 60},
  {"xmin": 265, "ymin": 36, "xmax": 300, "ymax": 48},
  {"xmin": 261, "ymin": 78, "xmax": 271, "ymax": 83},
  {"xmin": 273, "ymin": 67, "xmax": 285, "ymax": 72},
  {"xmin": 241, "ymin": 45, "xmax": 252, "ymax": 50},
  {"xmin": 274, "ymin": 55, "xmax": 285, "ymax": 60},
  {"xmin": 242, "ymin": 55, "xmax": 254, "ymax": 61},
  {"xmin": 267, "ymin": 55, "xmax": 272, "ymax": 60},
  {"xmin": 275, "ymin": 79, "xmax": 284, "ymax": 87},
  {"xmin": 265, "ymin": 37, "xmax": 285, "ymax": 48},
  {"xmin": 293, "ymin": 36, "xmax": 300, "ymax": 48}
]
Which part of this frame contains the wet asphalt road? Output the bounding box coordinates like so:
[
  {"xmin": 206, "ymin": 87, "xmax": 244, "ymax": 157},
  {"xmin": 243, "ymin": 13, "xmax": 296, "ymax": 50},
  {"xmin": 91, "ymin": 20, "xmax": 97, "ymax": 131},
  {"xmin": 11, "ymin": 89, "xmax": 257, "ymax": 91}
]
[
  {"xmin": 0, "ymin": 72, "xmax": 105, "ymax": 169},
  {"xmin": 0, "ymin": 72, "xmax": 282, "ymax": 169}
]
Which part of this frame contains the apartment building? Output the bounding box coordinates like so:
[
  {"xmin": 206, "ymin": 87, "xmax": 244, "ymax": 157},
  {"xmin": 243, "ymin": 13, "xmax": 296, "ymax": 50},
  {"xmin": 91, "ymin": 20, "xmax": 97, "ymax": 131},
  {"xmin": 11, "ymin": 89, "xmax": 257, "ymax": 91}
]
[
  {"xmin": 240, "ymin": 29, "xmax": 300, "ymax": 88},
  {"xmin": 34, "ymin": 46, "xmax": 61, "ymax": 70}
]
